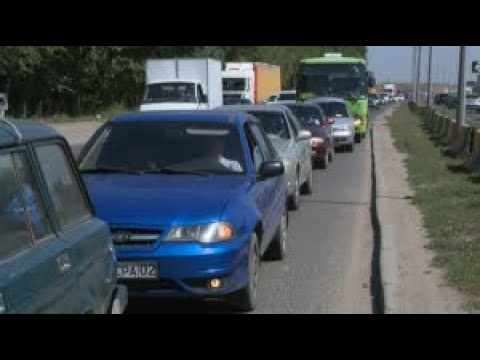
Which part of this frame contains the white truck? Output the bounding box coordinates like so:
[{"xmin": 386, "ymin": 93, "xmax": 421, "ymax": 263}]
[
  {"xmin": 0, "ymin": 93, "xmax": 8, "ymax": 118},
  {"xmin": 222, "ymin": 62, "xmax": 281, "ymax": 104},
  {"xmin": 382, "ymin": 83, "xmax": 397, "ymax": 98},
  {"xmin": 140, "ymin": 58, "xmax": 223, "ymax": 111}
]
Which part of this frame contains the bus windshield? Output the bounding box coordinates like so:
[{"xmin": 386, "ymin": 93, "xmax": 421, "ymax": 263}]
[{"xmin": 297, "ymin": 63, "xmax": 368, "ymax": 98}]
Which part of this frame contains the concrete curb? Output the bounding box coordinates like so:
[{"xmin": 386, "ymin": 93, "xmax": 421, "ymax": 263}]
[{"xmin": 372, "ymin": 104, "xmax": 399, "ymax": 314}]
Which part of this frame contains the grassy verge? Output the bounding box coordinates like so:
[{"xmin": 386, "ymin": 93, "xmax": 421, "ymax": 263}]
[
  {"xmin": 388, "ymin": 103, "xmax": 480, "ymax": 311},
  {"xmin": 30, "ymin": 104, "xmax": 131, "ymax": 124}
]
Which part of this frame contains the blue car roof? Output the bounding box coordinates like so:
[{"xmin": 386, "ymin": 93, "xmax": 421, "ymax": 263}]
[
  {"xmin": 110, "ymin": 111, "xmax": 254, "ymax": 125},
  {"xmin": 0, "ymin": 119, "xmax": 61, "ymax": 148}
]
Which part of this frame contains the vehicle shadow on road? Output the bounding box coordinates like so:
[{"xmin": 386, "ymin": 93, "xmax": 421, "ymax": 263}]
[{"xmin": 125, "ymin": 298, "xmax": 239, "ymax": 314}]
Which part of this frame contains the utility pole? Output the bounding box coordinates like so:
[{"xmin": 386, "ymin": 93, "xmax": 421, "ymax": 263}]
[
  {"xmin": 456, "ymin": 46, "xmax": 466, "ymax": 129},
  {"xmin": 412, "ymin": 46, "xmax": 417, "ymax": 101},
  {"xmin": 416, "ymin": 46, "xmax": 422, "ymax": 104},
  {"xmin": 427, "ymin": 46, "xmax": 433, "ymax": 107}
]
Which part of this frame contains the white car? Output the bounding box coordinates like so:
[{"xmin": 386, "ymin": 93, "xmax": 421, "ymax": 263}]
[
  {"xmin": 466, "ymin": 94, "xmax": 480, "ymax": 112},
  {"xmin": 275, "ymin": 90, "xmax": 297, "ymax": 104}
]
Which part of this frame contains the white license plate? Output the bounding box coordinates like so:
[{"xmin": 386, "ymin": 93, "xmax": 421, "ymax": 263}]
[{"xmin": 116, "ymin": 262, "xmax": 158, "ymax": 279}]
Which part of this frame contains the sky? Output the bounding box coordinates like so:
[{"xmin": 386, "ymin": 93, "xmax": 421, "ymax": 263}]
[{"xmin": 367, "ymin": 46, "xmax": 480, "ymax": 84}]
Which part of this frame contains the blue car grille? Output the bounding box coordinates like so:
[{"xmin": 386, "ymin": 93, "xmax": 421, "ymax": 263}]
[{"xmin": 111, "ymin": 228, "xmax": 163, "ymax": 247}]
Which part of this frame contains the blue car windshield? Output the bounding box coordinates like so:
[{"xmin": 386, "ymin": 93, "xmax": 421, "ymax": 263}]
[{"xmin": 79, "ymin": 121, "xmax": 247, "ymax": 175}]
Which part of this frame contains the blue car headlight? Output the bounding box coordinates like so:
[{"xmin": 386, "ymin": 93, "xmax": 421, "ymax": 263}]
[{"xmin": 165, "ymin": 222, "xmax": 236, "ymax": 243}]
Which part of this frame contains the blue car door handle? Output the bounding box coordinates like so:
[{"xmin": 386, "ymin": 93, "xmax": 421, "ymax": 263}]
[{"xmin": 57, "ymin": 253, "xmax": 72, "ymax": 273}]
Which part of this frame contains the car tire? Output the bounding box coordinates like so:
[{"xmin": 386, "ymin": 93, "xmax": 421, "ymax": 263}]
[
  {"xmin": 264, "ymin": 209, "xmax": 288, "ymax": 261},
  {"xmin": 319, "ymin": 152, "xmax": 328, "ymax": 169},
  {"xmin": 347, "ymin": 144, "xmax": 354, "ymax": 152},
  {"xmin": 228, "ymin": 233, "xmax": 260, "ymax": 312},
  {"xmin": 301, "ymin": 165, "xmax": 314, "ymax": 194},
  {"xmin": 288, "ymin": 173, "xmax": 300, "ymax": 210}
]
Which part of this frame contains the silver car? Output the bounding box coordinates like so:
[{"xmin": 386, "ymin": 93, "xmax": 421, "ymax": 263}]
[
  {"xmin": 466, "ymin": 94, "xmax": 480, "ymax": 113},
  {"xmin": 306, "ymin": 97, "xmax": 355, "ymax": 152},
  {"xmin": 216, "ymin": 104, "xmax": 313, "ymax": 210}
]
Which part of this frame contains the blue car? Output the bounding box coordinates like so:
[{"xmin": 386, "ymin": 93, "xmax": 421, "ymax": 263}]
[{"xmin": 78, "ymin": 111, "xmax": 288, "ymax": 311}]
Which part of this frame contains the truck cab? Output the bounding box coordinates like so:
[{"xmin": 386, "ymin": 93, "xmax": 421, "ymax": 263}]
[
  {"xmin": 140, "ymin": 80, "xmax": 209, "ymax": 111},
  {"xmin": 140, "ymin": 58, "xmax": 223, "ymax": 112},
  {"xmin": 222, "ymin": 63, "xmax": 254, "ymax": 104}
]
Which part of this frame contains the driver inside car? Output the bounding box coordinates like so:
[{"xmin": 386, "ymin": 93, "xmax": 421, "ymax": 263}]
[{"xmin": 206, "ymin": 137, "xmax": 243, "ymax": 173}]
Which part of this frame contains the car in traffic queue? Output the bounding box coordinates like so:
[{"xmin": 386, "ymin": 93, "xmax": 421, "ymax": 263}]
[
  {"xmin": 216, "ymin": 104, "xmax": 313, "ymax": 211},
  {"xmin": 265, "ymin": 94, "xmax": 279, "ymax": 105},
  {"xmin": 77, "ymin": 111, "xmax": 289, "ymax": 312},
  {"xmin": 434, "ymin": 93, "xmax": 449, "ymax": 106},
  {"xmin": 0, "ymin": 119, "xmax": 127, "ymax": 314},
  {"xmin": 275, "ymin": 90, "xmax": 297, "ymax": 104},
  {"xmin": 306, "ymin": 97, "xmax": 356, "ymax": 152},
  {"xmin": 446, "ymin": 93, "xmax": 458, "ymax": 109},
  {"xmin": 466, "ymin": 94, "xmax": 480, "ymax": 113},
  {"xmin": 281, "ymin": 102, "xmax": 334, "ymax": 169},
  {"xmin": 368, "ymin": 94, "xmax": 380, "ymax": 109}
]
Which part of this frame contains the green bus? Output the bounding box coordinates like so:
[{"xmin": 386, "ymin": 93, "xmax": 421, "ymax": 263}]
[{"xmin": 296, "ymin": 53, "xmax": 375, "ymax": 141}]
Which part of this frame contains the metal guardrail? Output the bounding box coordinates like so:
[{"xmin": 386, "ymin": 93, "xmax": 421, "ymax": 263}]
[{"xmin": 415, "ymin": 93, "xmax": 480, "ymax": 129}]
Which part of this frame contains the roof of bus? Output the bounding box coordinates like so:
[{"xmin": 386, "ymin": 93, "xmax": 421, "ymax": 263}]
[{"xmin": 300, "ymin": 57, "xmax": 366, "ymax": 65}]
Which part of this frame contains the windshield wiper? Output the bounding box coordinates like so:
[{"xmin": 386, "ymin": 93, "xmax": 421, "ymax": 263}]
[
  {"xmin": 139, "ymin": 167, "xmax": 212, "ymax": 176},
  {"xmin": 80, "ymin": 167, "xmax": 143, "ymax": 175}
]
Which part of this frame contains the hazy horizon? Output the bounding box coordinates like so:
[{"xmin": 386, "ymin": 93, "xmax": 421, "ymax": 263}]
[{"xmin": 367, "ymin": 46, "xmax": 480, "ymax": 84}]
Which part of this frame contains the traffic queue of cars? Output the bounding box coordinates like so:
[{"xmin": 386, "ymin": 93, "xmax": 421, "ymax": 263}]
[{"xmin": 0, "ymin": 93, "xmax": 362, "ymax": 313}]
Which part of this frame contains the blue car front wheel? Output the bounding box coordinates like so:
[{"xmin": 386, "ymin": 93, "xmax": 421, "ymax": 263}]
[{"xmin": 227, "ymin": 233, "xmax": 260, "ymax": 312}]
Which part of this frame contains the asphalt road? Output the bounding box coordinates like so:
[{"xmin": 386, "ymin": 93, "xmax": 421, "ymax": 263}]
[{"xmin": 122, "ymin": 108, "xmax": 382, "ymax": 314}]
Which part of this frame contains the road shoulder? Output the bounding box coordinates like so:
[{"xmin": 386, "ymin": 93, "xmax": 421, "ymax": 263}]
[{"xmin": 373, "ymin": 105, "xmax": 466, "ymax": 314}]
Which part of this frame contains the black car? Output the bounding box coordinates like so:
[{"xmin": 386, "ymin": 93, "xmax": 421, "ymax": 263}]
[
  {"xmin": 434, "ymin": 93, "xmax": 449, "ymax": 106},
  {"xmin": 446, "ymin": 94, "xmax": 458, "ymax": 109}
]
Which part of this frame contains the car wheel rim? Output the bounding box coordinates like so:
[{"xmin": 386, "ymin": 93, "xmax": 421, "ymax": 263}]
[
  {"xmin": 295, "ymin": 177, "xmax": 300, "ymax": 200},
  {"xmin": 281, "ymin": 212, "xmax": 287, "ymax": 251},
  {"xmin": 250, "ymin": 242, "xmax": 259, "ymax": 299}
]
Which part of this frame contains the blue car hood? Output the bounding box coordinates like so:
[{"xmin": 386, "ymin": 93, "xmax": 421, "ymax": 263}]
[{"xmin": 82, "ymin": 174, "xmax": 251, "ymax": 227}]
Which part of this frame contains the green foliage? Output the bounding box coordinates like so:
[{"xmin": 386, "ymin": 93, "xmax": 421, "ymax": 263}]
[{"xmin": 0, "ymin": 46, "xmax": 366, "ymax": 117}]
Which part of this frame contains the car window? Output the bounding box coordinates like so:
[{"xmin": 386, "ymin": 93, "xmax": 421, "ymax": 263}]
[
  {"xmin": 12, "ymin": 152, "xmax": 52, "ymax": 240},
  {"xmin": 285, "ymin": 110, "xmax": 301, "ymax": 137},
  {"xmin": 35, "ymin": 144, "xmax": 91, "ymax": 231},
  {"xmin": 247, "ymin": 111, "xmax": 291, "ymax": 140},
  {"xmin": 288, "ymin": 106, "xmax": 324, "ymax": 127},
  {"xmin": 318, "ymin": 102, "xmax": 350, "ymax": 118},
  {"xmin": 0, "ymin": 153, "xmax": 33, "ymax": 261},
  {"xmin": 244, "ymin": 124, "xmax": 264, "ymax": 173},
  {"xmin": 249, "ymin": 123, "xmax": 276, "ymax": 161},
  {"xmin": 277, "ymin": 92, "xmax": 296, "ymax": 101}
]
